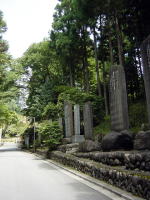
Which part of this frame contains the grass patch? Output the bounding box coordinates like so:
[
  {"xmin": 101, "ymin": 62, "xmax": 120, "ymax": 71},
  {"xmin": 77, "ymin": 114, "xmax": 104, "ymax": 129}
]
[{"xmin": 94, "ymin": 115, "xmax": 111, "ymax": 136}]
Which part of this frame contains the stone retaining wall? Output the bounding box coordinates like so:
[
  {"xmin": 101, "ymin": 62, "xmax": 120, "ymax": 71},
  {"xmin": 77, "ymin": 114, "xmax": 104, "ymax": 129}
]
[
  {"xmin": 35, "ymin": 149, "xmax": 49, "ymax": 157},
  {"xmin": 74, "ymin": 151, "xmax": 150, "ymax": 171},
  {"xmin": 75, "ymin": 152, "xmax": 125, "ymax": 166},
  {"xmin": 49, "ymin": 151, "xmax": 150, "ymax": 200},
  {"xmin": 124, "ymin": 152, "xmax": 150, "ymax": 171}
]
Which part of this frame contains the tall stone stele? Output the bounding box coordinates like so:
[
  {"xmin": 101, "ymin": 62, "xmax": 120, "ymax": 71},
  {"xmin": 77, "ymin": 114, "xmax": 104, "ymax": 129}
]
[
  {"xmin": 83, "ymin": 101, "xmax": 93, "ymax": 139},
  {"xmin": 101, "ymin": 65, "xmax": 131, "ymax": 151},
  {"xmin": 109, "ymin": 65, "xmax": 129, "ymax": 131},
  {"xmin": 72, "ymin": 104, "xmax": 85, "ymax": 143},
  {"xmin": 64, "ymin": 102, "xmax": 74, "ymax": 142},
  {"xmin": 141, "ymin": 35, "xmax": 150, "ymax": 125}
]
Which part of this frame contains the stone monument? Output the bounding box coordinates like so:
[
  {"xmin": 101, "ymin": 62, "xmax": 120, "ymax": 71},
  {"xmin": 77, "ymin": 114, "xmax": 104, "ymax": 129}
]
[
  {"xmin": 101, "ymin": 65, "xmax": 132, "ymax": 151},
  {"xmin": 72, "ymin": 104, "xmax": 84, "ymax": 143},
  {"xmin": 64, "ymin": 102, "xmax": 73, "ymax": 141},
  {"xmin": 141, "ymin": 35, "xmax": 150, "ymax": 125},
  {"xmin": 109, "ymin": 65, "xmax": 129, "ymax": 131},
  {"xmin": 25, "ymin": 135, "xmax": 29, "ymax": 149},
  {"xmin": 83, "ymin": 101, "xmax": 93, "ymax": 139}
]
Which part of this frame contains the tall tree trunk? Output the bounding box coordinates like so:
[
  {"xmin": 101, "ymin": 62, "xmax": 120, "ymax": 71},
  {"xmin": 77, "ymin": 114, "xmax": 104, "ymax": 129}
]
[
  {"xmin": 103, "ymin": 62, "xmax": 109, "ymax": 115},
  {"xmin": 2, "ymin": 124, "xmax": 8, "ymax": 137},
  {"xmin": 135, "ymin": 30, "xmax": 143, "ymax": 80},
  {"xmin": 69, "ymin": 55, "xmax": 75, "ymax": 87},
  {"xmin": 82, "ymin": 50, "xmax": 90, "ymax": 92},
  {"xmin": 93, "ymin": 27, "xmax": 102, "ymax": 96},
  {"xmin": 136, "ymin": 47, "xmax": 143, "ymax": 79},
  {"xmin": 108, "ymin": 19, "xmax": 114, "ymax": 65},
  {"xmin": 69, "ymin": 65, "xmax": 74, "ymax": 87},
  {"xmin": 82, "ymin": 26, "xmax": 90, "ymax": 92},
  {"xmin": 115, "ymin": 15, "xmax": 124, "ymax": 66}
]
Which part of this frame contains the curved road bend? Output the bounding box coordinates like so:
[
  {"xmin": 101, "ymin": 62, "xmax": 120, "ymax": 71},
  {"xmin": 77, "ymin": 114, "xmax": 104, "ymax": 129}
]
[{"xmin": 0, "ymin": 143, "xmax": 125, "ymax": 200}]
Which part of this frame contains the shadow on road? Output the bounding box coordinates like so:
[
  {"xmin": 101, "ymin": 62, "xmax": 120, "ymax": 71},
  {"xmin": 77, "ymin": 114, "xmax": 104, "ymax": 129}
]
[
  {"xmin": 0, "ymin": 142, "xmax": 21, "ymax": 152},
  {"xmin": 38, "ymin": 162, "xmax": 57, "ymax": 170},
  {"xmin": 0, "ymin": 148, "xmax": 20, "ymax": 152}
]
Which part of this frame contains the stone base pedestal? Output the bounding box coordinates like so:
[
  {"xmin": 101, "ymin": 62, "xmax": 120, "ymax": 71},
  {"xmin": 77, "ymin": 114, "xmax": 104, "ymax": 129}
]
[{"xmin": 72, "ymin": 135, "xmax": 85, "ymax": 143}]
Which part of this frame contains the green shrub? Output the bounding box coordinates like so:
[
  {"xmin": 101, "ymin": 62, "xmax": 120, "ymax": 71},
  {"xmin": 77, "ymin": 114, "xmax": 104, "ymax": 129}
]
[
  {"xmin": 38, "ymin": 121, "xmax": 63, "ymax": 150},
  {"xmin": 129, "ymin": 102, "xmax": 148, "ymax": 132},
  {"xmin": 94, "ymin": 115, "xmax": 111, "ymax": 136},
  {"xmin": 42, "ymin": 102, "xmax": 59, "ymax": 120},
  {"xmin": 56, "ymin": 86, "xmax": 105, "ymax": 125},
  {"xmin": 7, "ymin": 122, "xmax": 28, "ymax": 137}
]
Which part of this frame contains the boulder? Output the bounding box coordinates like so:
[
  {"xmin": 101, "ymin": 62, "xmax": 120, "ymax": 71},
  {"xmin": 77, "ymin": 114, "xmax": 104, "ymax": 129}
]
[
  {"xmin": 134, "ymin": 130, "xmax": 150, "ymax": 150},
  {"xmin": 79, "ymin": 140, "xmax": 101, "ymax": 152},
  {"xmin": 101, "ymin": 130, "xmax": 133, "ymax": 151}
]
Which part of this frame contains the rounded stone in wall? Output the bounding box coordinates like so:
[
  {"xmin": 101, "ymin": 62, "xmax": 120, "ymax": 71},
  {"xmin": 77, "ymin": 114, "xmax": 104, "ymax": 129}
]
[
  {"xmin": 79, "ymin": 140, "xmax": 101, "ymax": 152},
  {"xmin": 134, "ymin": 130, "xmax": 150, "ymax": 150}
]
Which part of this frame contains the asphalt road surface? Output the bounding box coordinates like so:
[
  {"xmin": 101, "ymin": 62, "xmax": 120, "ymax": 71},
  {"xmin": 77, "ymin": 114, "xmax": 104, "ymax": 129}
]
[{"xmin": 0, "ymin": 143, "xmax": 124, "ymax": 200}]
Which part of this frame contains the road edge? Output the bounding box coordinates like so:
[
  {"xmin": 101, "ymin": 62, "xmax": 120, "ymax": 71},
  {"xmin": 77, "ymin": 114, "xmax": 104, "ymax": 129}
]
[{"xmin": 26, "ymin": 151, "xmax": 145, "ymax": 200}]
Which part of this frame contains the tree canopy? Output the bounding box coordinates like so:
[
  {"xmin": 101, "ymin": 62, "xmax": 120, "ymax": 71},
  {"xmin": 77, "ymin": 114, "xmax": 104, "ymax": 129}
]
[
  {"xmin": 0, "ymin": 10, "xmax": 22, "ymax": 129},
  {"xmin": 1, "ymin": 0, "xmax": 150, "ymax": 136}
]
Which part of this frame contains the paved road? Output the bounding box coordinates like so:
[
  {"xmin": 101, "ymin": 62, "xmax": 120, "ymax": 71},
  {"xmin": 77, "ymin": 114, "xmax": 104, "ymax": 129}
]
[{"xmin": 0, "ymin": 143, "xmax": 123, "ymax": 200}]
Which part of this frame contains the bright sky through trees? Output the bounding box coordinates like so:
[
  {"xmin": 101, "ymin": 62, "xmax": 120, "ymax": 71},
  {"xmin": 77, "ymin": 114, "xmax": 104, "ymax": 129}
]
[{"xmin": 1, "ymin": 0, "xmax": 58, "ymax": 58}]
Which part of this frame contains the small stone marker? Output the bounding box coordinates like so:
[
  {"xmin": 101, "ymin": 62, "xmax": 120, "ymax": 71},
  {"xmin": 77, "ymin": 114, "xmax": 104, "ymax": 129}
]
[
  {"xmin": 25, "ymin": 135, "xmax": 29, "ymax": 149},
  {"xmin": 74, "ymin": 104, "xmax": 80, "ymax": 135},
  {"xmin": 109, "ymin": 65, "xmax": 129, "ymax": 131},
  {"xmin": 141, "ymin": 35, "xmax": 150, "ymax": 125},
  {"xmin": 64, "ymin": 102, "xmax": 73, "ymax": 141},
  {"xmin": 83, "ymin": 101, "xmax": 93, "ymax": 139},
  {"xmin": 72, "ymin": 104, "xmax": 84, "ymax": 143}
]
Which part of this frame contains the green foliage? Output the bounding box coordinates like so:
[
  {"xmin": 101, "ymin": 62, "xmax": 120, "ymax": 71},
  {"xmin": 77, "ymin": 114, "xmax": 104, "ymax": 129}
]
[
  {"xmin": 15, "ymin": 1, "xmax": 150, "ymax": 141},
  {"xmin": 23, "ymin": 126, "xmax": 34, "ymax": 137},
  {"xmin": 0, "ymin": 10, "xmax": 8, "ymax": 54},
  {"xmin": 0, "ymin": 103, "xmax": 18, "ymax": 126},
  {"xmin": 129, "ymin": 102, "xmax": 148, "ymax": 132},
  {"xmin": 94, "ymin": 115, "xmax": 111, "ymax": 135},
  {"xmin": 57, "ymin": 85, "xmax": 101, "ymax": 104},
  {"xmin": 92, "ymin": 96, "xmax": 105, "ymax": 125},
  {"xmin": 0, "ymin": 11, "xmax": 22, "ymax": 131},
  {"xmin": 42, "ymin": 102, "xmax": 59, "ymax": 120},
  {"xmin": 6, "ymin": 115, "xmax": 28, "ymax": 137},
  {"xmin": 0, "ymin": 12, "xmax": 20, "ymax": 102},
  {"xmin": 38, "ymin": 121, "xmax": 63, "ymax": 150},
  {"xmin": 20, "ymin": 40, "xmax": 63, "ymax": 120},
  {"xmin": 56, "ymin": 86, "xmax": 105, "ymax": 124}
]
